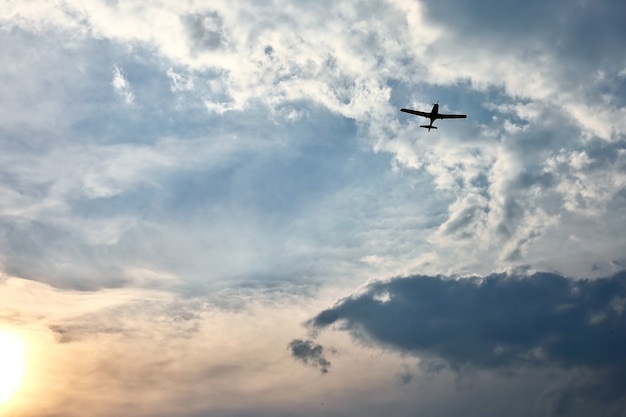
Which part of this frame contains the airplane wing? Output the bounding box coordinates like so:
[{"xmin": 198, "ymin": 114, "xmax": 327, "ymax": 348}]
[
  {"xmin": 438, "ymin": 113, "xmax": 467, "ymax": 119},
  {"xmin": 400, "ymin": 108, "xmax": 430, "ymax": 117}
]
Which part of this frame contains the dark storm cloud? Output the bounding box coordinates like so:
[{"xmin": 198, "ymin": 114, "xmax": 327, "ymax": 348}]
[
  {"xmin": 308, "ymin": 271, "xmax": 626, "ymax": 416},
  {"xmin": 308, "ymin": 271, "xmax": 626, "ymax": 405},
  {"xmin": 288, "ymin": 339, "xmax": 331, "ymax": 373}
]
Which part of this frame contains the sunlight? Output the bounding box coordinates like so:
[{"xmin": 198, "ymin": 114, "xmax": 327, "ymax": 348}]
[{"xmin": 0, "ymin": 330, "xmax": 25, "ymax": 404}]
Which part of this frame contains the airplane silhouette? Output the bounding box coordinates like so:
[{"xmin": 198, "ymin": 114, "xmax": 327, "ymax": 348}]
[{"xmin": 400, "ymin": 102, "xmax": 467, "ymax": 132}]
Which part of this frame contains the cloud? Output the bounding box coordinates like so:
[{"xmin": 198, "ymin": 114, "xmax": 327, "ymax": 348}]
[
  {"xmin": 0, "ymin": 1, "xmax": 625, "ymax": 416},
  {"xmin": 308, "ymin": 270, "xmax": 626, "ymax": 411},
  {"xmin": 2, "ymin": 0, "xmax": 625, "ymax": 284},
  {"xmin": 288, "ymin": 338, "xmax": 332, "ymax": 373},
  {"xmin": 182, "ymin": 11, "xmax": 228, "ymax": 53},
  {"xmin": 310, "ymin": 271, "xmax": 626, "ymax": 369},
  {"xmin": 0, "ymin": 274, "xmax": 346, "ymax": 417},
  {"xmin": 111, "ymin": 65, "xmax": 135, "ymax": 104}
]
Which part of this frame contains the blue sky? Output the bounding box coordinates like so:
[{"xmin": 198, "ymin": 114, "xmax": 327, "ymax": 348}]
[{"xmin": 0, "ymin": 1, "xmax": 625, "ymax": 416}]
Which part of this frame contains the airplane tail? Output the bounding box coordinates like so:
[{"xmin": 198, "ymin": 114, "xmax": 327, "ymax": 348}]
[{"xmin": 420, "ymin": 125, "xmax": 437, "ymax": 132}]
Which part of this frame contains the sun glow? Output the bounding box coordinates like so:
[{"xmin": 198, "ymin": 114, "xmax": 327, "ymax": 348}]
[{"xmin": 0, "ymin": 331, "xmax": 26, "ymax": 404}]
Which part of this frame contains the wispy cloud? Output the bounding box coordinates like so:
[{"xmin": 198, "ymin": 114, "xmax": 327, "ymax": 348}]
[{"xmin": 111, "ymin": 65, "xmax": 134, "ymax": 104}]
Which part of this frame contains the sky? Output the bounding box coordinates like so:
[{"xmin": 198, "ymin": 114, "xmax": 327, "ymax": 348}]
[{"xmin": 0, "ymin": 0, "xmax": 625, "ymax": 416}]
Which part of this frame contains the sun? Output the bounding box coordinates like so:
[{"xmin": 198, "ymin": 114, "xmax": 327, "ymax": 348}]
[{"xmin": 0, "ymin": 331, "xmax": 25, "ymax": 404}]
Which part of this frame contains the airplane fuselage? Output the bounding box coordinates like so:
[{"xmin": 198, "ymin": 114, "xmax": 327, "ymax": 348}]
[
  {"xmin": 400, "ymin": 102, "xmax": 466, "ymax": 132},
  {"xmin": 423, "ymin": 103, "xmax": 439, "ymax": 131}
]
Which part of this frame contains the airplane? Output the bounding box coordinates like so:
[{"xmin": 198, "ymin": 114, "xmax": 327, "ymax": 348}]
[{"xmin": 400, "ymin": 102, "xmax": 467, "ymax": 132}]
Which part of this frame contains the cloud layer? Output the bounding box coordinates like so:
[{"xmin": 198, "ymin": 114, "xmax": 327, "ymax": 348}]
[
  {"xmin": 1, "ymin": 0, "xmax": 625, "ymax": 289},
  {"xmin": 0, "ymin": 0, "xmax": 625, "ymax": 416},
  {"xmin": 309, "ymin": 271, "xmax": 626, "ymax": 414}
]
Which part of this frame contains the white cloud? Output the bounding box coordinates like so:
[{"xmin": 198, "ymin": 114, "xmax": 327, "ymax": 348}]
[
  {"xmin": 111, "ymin": 65, "xmax": 134, "ymax": 104},
  {"xmin": 166, "ymin": 67, "xmax": 194, "ymax": 92},
  {"xmin": 1, "ymin": 0, "xmax": 623, "ymax": 282}
]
